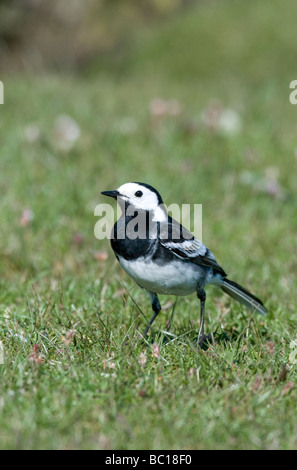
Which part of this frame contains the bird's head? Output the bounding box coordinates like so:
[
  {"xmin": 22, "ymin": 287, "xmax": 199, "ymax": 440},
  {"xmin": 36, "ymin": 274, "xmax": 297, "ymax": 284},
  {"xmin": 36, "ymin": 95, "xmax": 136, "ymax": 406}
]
[{"xmin": 101, "ymin": 182, "xmax": 167, "ymax": 221}]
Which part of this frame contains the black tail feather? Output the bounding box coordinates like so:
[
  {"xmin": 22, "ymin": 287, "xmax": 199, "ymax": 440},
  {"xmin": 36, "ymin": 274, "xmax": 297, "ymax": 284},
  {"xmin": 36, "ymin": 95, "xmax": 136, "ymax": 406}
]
[{"xmin": 221, "ymin": 278, "xmax": 267, "ymax": 316}]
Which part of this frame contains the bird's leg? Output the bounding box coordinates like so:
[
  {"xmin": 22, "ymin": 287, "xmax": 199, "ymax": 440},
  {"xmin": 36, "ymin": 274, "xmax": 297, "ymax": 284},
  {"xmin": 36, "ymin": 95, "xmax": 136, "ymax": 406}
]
[
  {"xmin": 197, "ymin": 289, "xmax": 210, "ymax": 347},
  {"xmin": 143, "ymin": 292, "xmax": 161, "ymax": 336}
]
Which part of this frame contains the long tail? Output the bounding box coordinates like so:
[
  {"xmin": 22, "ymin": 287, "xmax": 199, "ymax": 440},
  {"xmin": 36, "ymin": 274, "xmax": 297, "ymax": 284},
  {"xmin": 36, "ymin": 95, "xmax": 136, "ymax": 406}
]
[{"xmin": 220, "ymin": 278, "xmax": 267, "ymax": 316}]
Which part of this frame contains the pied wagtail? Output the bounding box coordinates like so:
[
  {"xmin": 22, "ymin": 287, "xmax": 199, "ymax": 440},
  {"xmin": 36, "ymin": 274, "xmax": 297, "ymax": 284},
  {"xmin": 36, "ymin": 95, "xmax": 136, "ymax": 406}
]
[{"xmin": 102, "ymin": 182, "xmax": 267, "ymax": 345}]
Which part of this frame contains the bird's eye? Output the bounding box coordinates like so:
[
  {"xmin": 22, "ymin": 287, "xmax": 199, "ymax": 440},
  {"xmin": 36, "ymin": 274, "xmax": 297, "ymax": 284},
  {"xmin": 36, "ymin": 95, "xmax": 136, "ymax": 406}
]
[{"xmin": 135, "ymin": 190, "xmax": 143, "ymax": 198}]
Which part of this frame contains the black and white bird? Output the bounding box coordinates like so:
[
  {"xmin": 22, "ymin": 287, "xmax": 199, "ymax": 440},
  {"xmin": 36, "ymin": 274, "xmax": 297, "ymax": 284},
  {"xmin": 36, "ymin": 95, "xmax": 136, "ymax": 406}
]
[{"xmin": 101, "ymin": 182, "xmax": 267, "ymax": 345}]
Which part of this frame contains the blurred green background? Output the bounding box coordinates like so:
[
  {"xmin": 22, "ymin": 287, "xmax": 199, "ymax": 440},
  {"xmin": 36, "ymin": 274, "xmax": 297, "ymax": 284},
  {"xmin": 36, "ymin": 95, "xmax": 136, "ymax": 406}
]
[{"xmin": 1, "ymin": 0, "xmax": 297, "ymax": 450}]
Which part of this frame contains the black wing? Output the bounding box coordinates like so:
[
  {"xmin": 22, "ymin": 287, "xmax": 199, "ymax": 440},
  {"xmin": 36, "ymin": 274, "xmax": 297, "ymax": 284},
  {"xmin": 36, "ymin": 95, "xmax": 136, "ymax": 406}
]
[{"xmin": 158, "ymin": 216, "xmax": 227, "ymax": 277}]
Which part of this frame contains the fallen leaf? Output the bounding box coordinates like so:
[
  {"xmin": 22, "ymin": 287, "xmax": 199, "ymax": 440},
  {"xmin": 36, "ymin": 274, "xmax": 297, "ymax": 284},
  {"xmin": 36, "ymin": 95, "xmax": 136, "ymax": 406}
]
[
  {"xmin": 20, "ymin": 208, "xmax": 34, "ymax": 227},
  {"xmin": 281, "ymin": 381, "xmax": 294, "ymax": 396},
  {"xmin": 252, "ymin": 375, "xmax": 262, "ymax": 392},
  {"xmin": 73, "ymin": 232, "xmax": 84, "ymax": 245},
  {"xmin": 265, "ymin": 341, "xmax": 276, "ymax": 355},
  {"xmin": 152, "ymin": 342, "xmax": 159, "ymax": 359},
  {"xmin": 138, "ymin": 351, "xmax": 147, "ymax": 366},
  {"xmin": 93, "ymin": 251, "xmax": 108, "ymax": 261}
]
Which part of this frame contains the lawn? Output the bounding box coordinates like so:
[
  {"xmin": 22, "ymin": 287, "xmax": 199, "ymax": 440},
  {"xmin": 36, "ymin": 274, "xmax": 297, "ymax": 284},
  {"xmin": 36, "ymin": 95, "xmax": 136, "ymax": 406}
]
[{"xmin": 1, "ymin": 0, "xmax": 297, "ymax": 449}]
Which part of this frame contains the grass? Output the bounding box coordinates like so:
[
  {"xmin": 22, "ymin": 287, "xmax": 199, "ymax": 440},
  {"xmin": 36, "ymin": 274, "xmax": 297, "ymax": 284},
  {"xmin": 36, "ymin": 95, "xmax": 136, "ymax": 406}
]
[{"xmin": 1, "ymin": 0, "xmax": 297, "ymax": 449}]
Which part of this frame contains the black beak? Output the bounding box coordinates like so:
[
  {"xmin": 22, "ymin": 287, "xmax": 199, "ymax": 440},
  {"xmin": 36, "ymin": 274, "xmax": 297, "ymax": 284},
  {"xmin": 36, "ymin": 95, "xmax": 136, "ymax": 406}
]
[{"xmin": 101, "ymin": 190, "xmax": 121, "ymax": 199}]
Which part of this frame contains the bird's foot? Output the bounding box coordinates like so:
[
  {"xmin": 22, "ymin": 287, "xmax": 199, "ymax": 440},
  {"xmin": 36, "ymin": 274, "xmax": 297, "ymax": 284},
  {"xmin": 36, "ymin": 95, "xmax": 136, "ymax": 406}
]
[{"xmin": 195, "ymin": 333, "xmax": 213, "ymax": 350}]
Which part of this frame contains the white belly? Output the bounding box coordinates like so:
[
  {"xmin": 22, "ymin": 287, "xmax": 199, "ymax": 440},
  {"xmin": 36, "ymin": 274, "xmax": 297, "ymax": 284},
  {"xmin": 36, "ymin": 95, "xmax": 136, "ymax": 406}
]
[{"xmin": 117, "ymin": 255, "xmax": 203, "ymax": 296}]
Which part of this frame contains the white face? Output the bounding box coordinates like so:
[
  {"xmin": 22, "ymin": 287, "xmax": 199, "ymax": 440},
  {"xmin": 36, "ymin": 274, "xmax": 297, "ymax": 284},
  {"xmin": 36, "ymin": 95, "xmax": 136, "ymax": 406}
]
[{"xmin": 117, "ymin": 183, "xmax": 160, "ymax": 211}]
